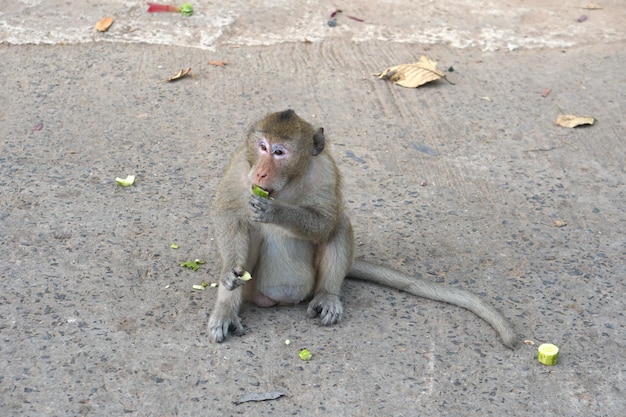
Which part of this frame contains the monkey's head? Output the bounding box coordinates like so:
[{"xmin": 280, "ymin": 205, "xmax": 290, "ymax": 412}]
[{"xmin": 246, "ymin": 110, "xmax": 325, "ymax": 194}]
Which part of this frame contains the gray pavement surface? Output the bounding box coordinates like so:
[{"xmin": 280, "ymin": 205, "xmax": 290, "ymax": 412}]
[{"xmin": 1, "ymin": 1, "xmax": 625, "ymax": 416}]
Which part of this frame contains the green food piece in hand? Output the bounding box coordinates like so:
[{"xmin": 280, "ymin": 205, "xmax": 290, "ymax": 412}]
[
  {"xmin": 299, "ymin": 349, "xmax": 312, "ymax": 361},
  {"xmin": 179, "ymin": 2, "xmax": 194, "ymax": 16},
  {"xmin": 253, "ymin": 185, "xmax": 269, "ymax": 198},
  {"xmin": 240, "ymin": 271, "xmax": 252, "ymax": 281},
  {"xmin": 115, "ymin": 175, "xmax": 136, "ymax": 187}
]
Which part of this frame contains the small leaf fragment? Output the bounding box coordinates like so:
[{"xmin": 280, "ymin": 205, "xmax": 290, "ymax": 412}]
[
  {"xmin": 299, "ymin": 348, "xmax": 312, "ymax": 361},
  {"xmin": 115, "ymin": 175, "xmax": 136, "ymax": 187},
  {"xmin": 95, "ymin": 17, "xmax": 114, "ymax": 32},
  {"xmin": 555, "ymin": 114, "xmax": 595, "ymax": 128},
  {"xmin": 166, "ymin": 67, "xmax": 192, "ymax": 82},
  {"xmin": 374, "ymin": 55, "xmax": 449, "ymax": 88}
]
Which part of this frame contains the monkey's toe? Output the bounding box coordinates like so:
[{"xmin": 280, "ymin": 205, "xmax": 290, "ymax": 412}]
[{"xmin": 208, "ymin": 316, "xmax": 244, "ymax": 343}]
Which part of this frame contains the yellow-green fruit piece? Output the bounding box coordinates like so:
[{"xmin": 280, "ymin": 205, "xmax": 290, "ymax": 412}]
[
  {"xmin": 253, "ymin": 185, "xmax": 269, "ymax": 198},
  {"xmin": 299, "ymin": 349, "xmax": 312, "ymax": 361},
  {"xmin": 537, "ymin": 343, "xmax": 559, "ymax": 366},
  {"xmin": 115, "ymin": 175, "xmax": 136, "ymax": 187},
  {"xmin": 240, "ymin": 271, "xmax": 252, "ymax": 281}
]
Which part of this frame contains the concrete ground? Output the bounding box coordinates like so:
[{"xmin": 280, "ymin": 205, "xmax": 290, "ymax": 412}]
[{"xmin": 1, "ymin": 1, "xmax": 625, "ymax": 416}]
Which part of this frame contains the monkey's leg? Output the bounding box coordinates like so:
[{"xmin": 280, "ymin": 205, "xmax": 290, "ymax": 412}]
[
  {"xmin": 307, "ymin": 215, "xmax": 355, "ymax": 325},
  {"xmin": 208, "ymin": 227, "xmax": 260, "ymax": 343},
  {"xmin": 208, "ymin": 283, "xmax": 245, "ymax": 343}
]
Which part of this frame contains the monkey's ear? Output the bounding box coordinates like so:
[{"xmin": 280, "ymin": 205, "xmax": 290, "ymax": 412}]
[{"xmin": 312, "ymin": 128, "xmax": 325, "ymax": 156}]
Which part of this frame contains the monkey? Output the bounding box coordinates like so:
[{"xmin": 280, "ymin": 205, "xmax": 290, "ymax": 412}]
[{"xmin": 207, "ymin": 109, "xmax": 518, "ymax": 348}]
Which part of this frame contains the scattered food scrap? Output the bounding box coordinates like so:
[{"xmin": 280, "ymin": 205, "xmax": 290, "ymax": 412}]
[
  {"xmin": 95, "ymin": 17, "xmax": 114, "ymax": 32},
  {"xmin": 115, "ymin": 175, "xmax": 136, "ymax": 187},
  {"xmin": 537, "ymin": 343, "xmax": 559, "ymax": 366},
  {"xmin": 299, "ymin": 348, "xmax": 312, "ymax": 361},
  {"xmin": 524, "ymin": 340, "xmax": 535, "ymax": 346},
  {"xmin": 374, "ymin": 55, "xmax": 451, "ymax": 88},
  {"xmin": 555, "ymin": 114, "xmax": 595, "ymax": 128},
  {"xmin": 576, "ymin": 14, "xmax": 588, "ymax": 22},
  {"xmin": 170, "ymin": 243, "xmax": 179, "ymax": 249},
  {"xmin": 147, "ymin": 2, "xmax": 194, "ymax": 16},
  {"xmin": 180, "ymin": 259, "xmax": 206, "ymax": 271},
  {"xmin": 541, "ymin": 87, "xmax": 552, "ymax": 97},
  {"xmin": 32, "ymin": 121, "xmax": 44, "ymax": 131},
  {"xmin": 192, "ymin": 284, "xmax": 205, "ymax": 291},
  {"xmin": 207, "ymin": 60, "xmax": 230, "ymax": 67},
  {"xmin": 234, "ymin": 391, "xmax": 285, "ymax": 405},
  {"xmin": 166, "ymin": 67, "xmax": 192, "ymax": 82},
  {"xmin": 554, "ymin": 220, "xmax": 567, "ymax": 227}
]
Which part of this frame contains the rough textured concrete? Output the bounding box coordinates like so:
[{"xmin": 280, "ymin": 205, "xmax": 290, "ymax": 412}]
[{"xmin": 1, "ymin": 1, "xmax": 625, "ymax": 416}]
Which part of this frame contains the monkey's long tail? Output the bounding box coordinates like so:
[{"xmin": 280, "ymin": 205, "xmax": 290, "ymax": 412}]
[{"xmin": 348, "ymin": 260, "xmax": 518, "ymax": 348}]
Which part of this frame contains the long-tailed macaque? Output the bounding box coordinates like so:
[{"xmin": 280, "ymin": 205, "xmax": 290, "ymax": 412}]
[{"xmin": 208, "ymin": 110, "xmax": 517, "ymax": 348}]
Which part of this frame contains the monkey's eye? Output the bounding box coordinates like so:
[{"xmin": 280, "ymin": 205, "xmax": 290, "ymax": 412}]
[
  {"xmin": 271, "ymin": 145, "xmax": 288, "ymax": 158},
  {"xmin": 258, "ymin": 140, "xmax": 270, "ymax": 153}
]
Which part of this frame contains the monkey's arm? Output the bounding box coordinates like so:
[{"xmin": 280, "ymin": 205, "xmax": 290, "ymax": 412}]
[
  {"xmin": 249, "ymin": 193, "xmax": 340, "ymax": 240},
  {"xmin": 213, "ymin": 148, "xmax": 255, "ymax": 289}
]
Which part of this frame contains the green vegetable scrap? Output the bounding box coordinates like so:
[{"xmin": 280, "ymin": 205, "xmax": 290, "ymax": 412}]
[
  {"xmin": 115, "ymin": 175, "xmax": 136, "ymax": 187},
  {"xmin": 253, "ymin": 185, "xmax": 269, "ymax": 198},
  {"xmin": 299, "ymin": 348, "xmax": 312, "ymax": 361},
  {"xmin": 180, "ymin": 259, "xmax": 206, "ymax": 271}
]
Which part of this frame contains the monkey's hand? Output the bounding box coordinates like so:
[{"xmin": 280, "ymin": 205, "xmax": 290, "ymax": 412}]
[
  {"xmin": 221, "ymin": 267, "xmax": 249, "ymax": 290},
  {"xmin": 307, "ymin": 292, "xmax": 343, "ymax": 326},
  {"xmin": 208, "ymin": 310, "xmax": 245, "ymax": 343},
  {"xmin": 249, "ymin": 194, "xmax": 278, "ymax": 223}
]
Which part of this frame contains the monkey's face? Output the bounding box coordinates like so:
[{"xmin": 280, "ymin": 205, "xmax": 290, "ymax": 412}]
[
  {"xmin": 245, "ymin": 110, "xmax": 325, "ymax": 196},
  {"xmin": 247, "ymin": 135, "xmax": 307, "ymax": 195}
]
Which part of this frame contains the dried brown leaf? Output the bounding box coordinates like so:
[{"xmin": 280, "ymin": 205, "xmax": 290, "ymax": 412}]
[
  {"xmin": 95, "ymin": 17, "xmax": 114, "ymax": 32},
  {"xmin": 166, "ymin": 67, "xmax": 192, "ymax": 82},
  {"xmin": 582, "ymin": 3, "xmax": 603, "ymax": 9},
  {"xmin": 555, "ymin": 114, "xmax": 595, "ymax": 128},
  {"xmin": 208, "ymin": 60, "xmax": 230, "ymax": 67},
  {"xmin": 374, "ymin": 55, "xmax": 447, "ymax": 88}
]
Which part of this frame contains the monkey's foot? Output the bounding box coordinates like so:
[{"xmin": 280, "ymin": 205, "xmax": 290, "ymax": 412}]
[
  {"xmin": 307, "ymin": 293, "xmax": 343, "ymax": 325},
  {"xmin": 208, "ymin": 313, "xmax": 244, "ymax": 343}
]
